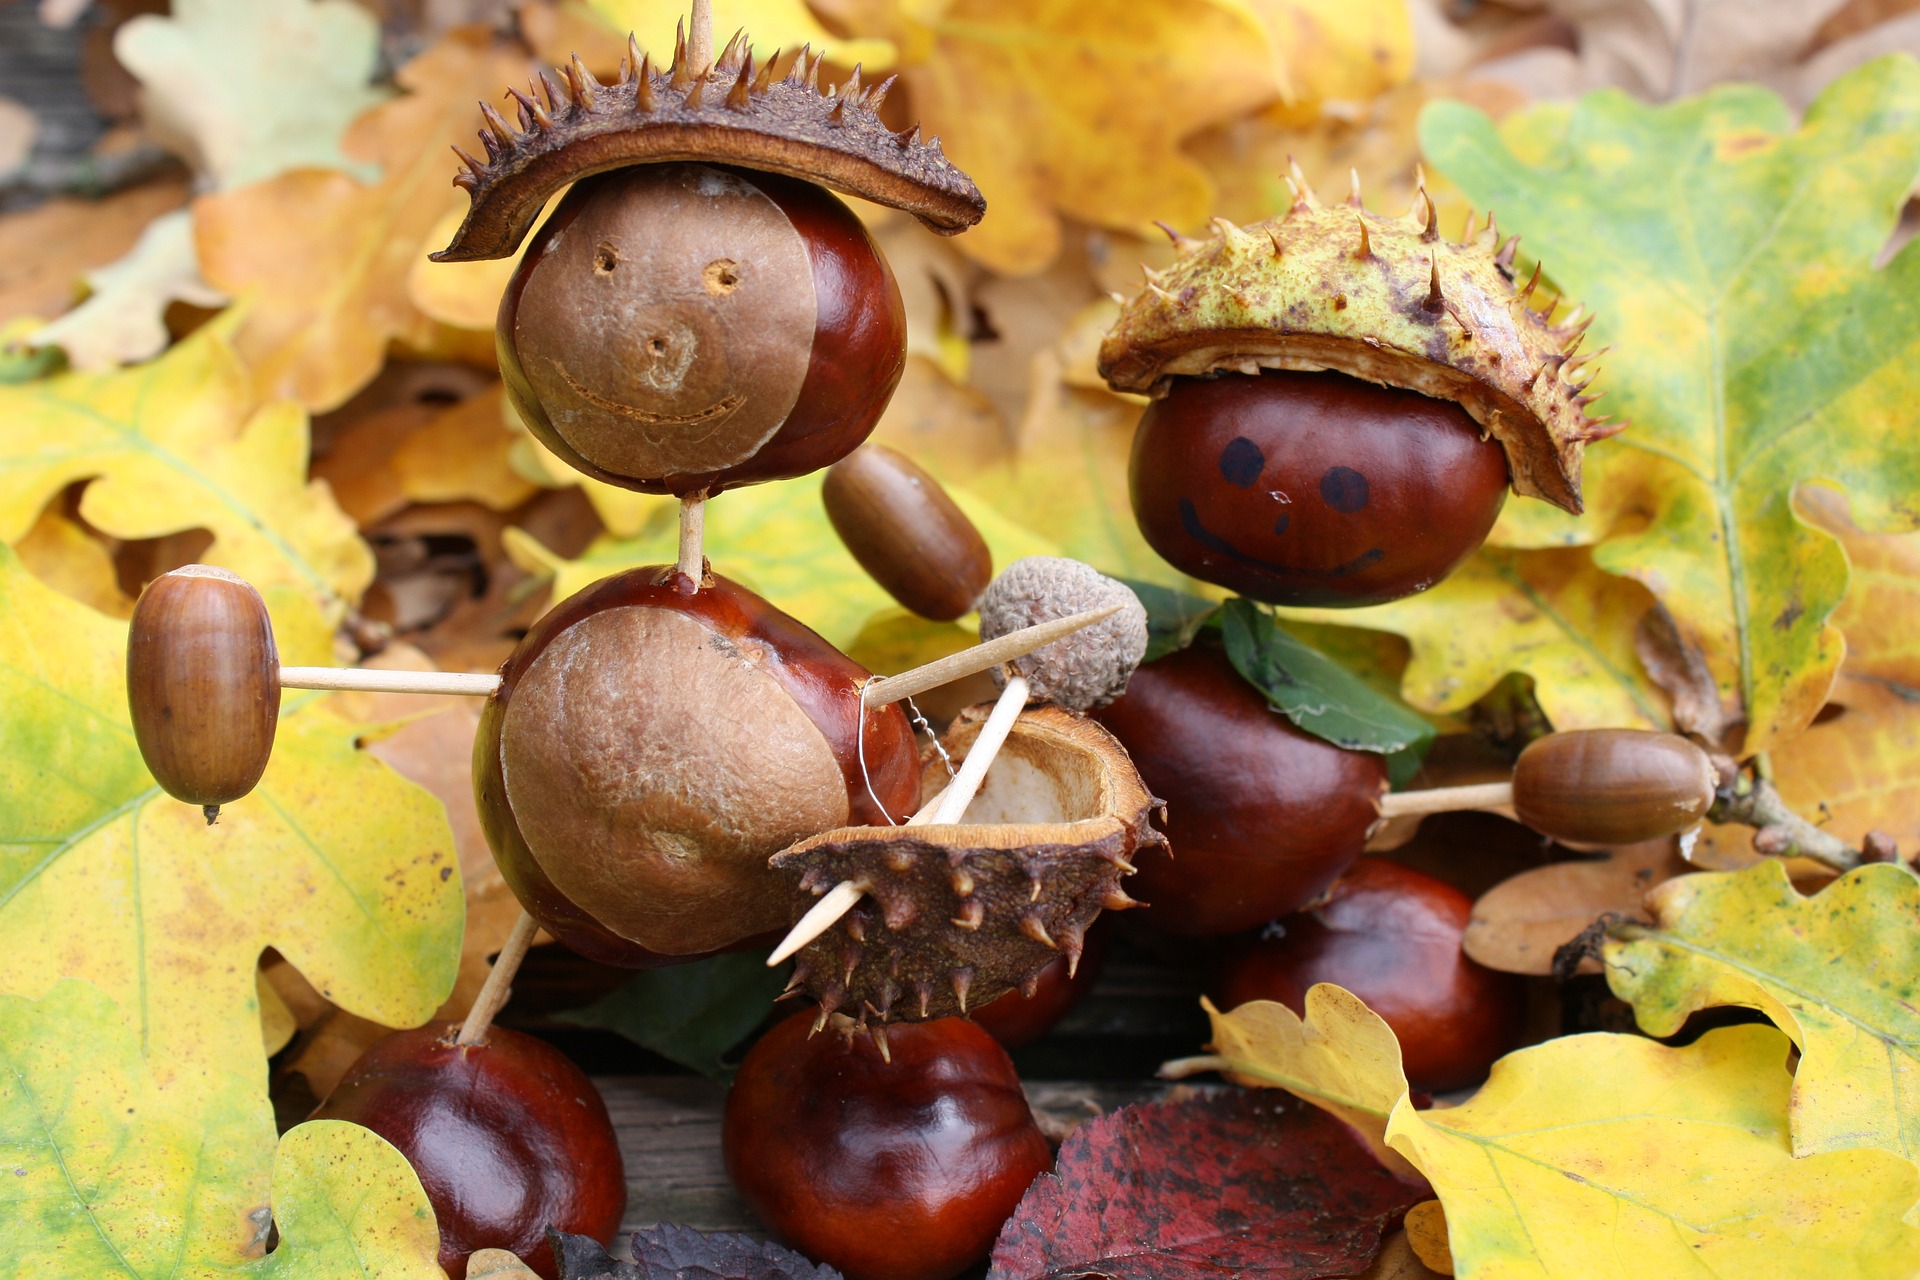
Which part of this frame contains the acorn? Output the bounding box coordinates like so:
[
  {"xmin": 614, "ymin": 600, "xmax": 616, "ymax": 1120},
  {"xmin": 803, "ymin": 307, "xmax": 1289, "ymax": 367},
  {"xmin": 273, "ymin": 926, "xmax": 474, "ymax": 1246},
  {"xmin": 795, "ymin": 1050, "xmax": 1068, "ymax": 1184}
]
[
  {"xmin": 822, "ymin": 443, "xmax": 992, "ymax": 621},
  {"xmin": 1510, "ymin": 728, "xmax": 1715, "ymax": 845},
  {"xmin": 434, "ymin": 35, "xmax": 984, "ymax": 498},
  {"xmin": 1099, "ymin": 170, "xmax": 1617, "ymax": 606},
  {"xmin": 126, "ymin": 565, "xmax": 279, "ymax": 823},
  {"xmin": 474, "ymin": 565, "xmax": 921, "ymax": 967}
]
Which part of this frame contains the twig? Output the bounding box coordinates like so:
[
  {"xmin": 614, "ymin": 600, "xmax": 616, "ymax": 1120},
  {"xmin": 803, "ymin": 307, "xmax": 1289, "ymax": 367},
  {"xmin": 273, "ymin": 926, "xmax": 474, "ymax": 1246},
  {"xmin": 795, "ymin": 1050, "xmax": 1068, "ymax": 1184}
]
[
  {"xmin": 457, "ymin": 911, "xmax": 540, "ymax": 1046},
  {"xmin": 1709, "ymin": 766, "xmax": 1862, "ymax": 873},
  {"xmin": 678, "ymin": 492, "xmax": 708, "ymax": 582},
  {"xmin": 689, "ymin": 0, "xmax": 712, "ymax": 71}
]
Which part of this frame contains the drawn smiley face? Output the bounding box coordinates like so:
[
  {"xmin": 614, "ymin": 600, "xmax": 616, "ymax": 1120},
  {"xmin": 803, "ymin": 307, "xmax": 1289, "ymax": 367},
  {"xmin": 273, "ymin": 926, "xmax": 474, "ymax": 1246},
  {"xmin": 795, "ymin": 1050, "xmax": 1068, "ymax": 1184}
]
[{"xmin": 1128, "ymin": 370, "xmax": 1511, "ymax": 607}]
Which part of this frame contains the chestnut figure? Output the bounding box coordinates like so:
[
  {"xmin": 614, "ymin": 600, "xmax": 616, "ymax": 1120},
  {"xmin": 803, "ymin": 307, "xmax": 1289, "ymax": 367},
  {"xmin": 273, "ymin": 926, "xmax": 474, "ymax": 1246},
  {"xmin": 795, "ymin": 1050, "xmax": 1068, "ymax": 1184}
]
[
  {"xmin": 1130, "ymin": 370, "xmax": 1510, "ymax": 607},
  {"xmin": 476, "ymin": 566, "xmax": 920, "ymax": 967},
  {"xmin": 125, "ymin": 565, "xmax": 279, "ymax": 819},
  {"xmin": 499, "ymin": 163, "xmax": 906, "ymax": 496},
  {"xmin": 311, "ymin": 1022, "xmax": 625, "ymax": 1279},
  {"xmin": 1089, "ymin": 643, "xmax": 1386, "ymax": 935},
  {"xmin": 724, "ymin": 1010, "xmax": 1052, "ymax": 1280},
  {"xmin": 970, "ymin": 919, "xmax": 1109, "ymax": 1050},
  {"xmin": 1215, "ymin": 859, "xmax": 1526, "ymax": 1092}
]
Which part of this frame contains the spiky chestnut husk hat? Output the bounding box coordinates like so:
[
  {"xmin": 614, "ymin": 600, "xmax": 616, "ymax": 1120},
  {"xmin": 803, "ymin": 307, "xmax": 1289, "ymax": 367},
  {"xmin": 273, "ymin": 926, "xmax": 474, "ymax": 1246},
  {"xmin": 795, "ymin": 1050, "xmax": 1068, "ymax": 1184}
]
[
  {"xmin": 770, "ymin": 704, "xmax": 1162, "ymax": 1028},
  {"xmin": 433, "ymin": 29, "xmax": 984, "ymax": 262},
  {"xmin": 1097, "ymin": 167, "xmax": 1618, "ymax": 513}
]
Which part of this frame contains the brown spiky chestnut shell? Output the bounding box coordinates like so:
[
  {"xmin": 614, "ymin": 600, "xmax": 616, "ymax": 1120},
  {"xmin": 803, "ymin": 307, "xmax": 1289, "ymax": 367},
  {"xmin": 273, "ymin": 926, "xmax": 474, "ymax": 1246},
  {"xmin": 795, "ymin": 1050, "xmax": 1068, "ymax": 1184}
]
[
  {"xmin": 771, "ymin": 704, "xmax": 1160, "ymax": 1026},
  {"xmin": 475, "ymin": 566, "xmax": 919, "ymax": 967},
  {"xmin": 498, "ymin": 162, "xmax": 906, "ymax": 496}
]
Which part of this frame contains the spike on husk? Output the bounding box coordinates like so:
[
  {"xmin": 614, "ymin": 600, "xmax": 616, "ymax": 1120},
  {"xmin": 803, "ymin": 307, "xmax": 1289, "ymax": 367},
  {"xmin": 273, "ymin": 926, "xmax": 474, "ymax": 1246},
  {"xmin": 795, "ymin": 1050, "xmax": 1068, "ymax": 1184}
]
[
  {"xmin": 433, "ymin": 26, "xmax": 984, "ymax": 261},
  {"xmin": 771, "ymin": 705, "xmax": 1158, "ymax": 1027},
  {"xmin": 1097, "ymin": 164, "xmax": 1614, "ymax": 513}
]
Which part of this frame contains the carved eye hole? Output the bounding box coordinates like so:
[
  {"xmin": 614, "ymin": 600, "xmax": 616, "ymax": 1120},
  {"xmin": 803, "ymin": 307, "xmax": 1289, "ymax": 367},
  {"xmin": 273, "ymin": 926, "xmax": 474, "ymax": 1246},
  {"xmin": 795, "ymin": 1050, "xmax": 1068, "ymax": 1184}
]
[
  {"xmin": 703, "ymin": 258, "xmax": 741, "ymax": 295},
  {"xmin": 593, "ymin": 242, "xmax": 620, "ymax": 275},
  {"xmin": 1218, "ymin": 436, "xmax": 1264, "ymax": 488},
  {"xmin": 1319, "ymin": 466, "xmax": 1370, "ymax": 513}
]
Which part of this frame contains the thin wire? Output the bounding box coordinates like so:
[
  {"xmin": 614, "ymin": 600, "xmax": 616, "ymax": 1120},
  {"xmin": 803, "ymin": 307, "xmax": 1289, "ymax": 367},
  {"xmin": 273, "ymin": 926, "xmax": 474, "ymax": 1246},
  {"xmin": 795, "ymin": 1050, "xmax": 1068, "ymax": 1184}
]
[
  {"xmin": 857, "ymin": 676, "xmax": 901, "ymax": 826},
  {"xmin": 907, "ymin": 694, "xmax": 956, "ymax": 780}
]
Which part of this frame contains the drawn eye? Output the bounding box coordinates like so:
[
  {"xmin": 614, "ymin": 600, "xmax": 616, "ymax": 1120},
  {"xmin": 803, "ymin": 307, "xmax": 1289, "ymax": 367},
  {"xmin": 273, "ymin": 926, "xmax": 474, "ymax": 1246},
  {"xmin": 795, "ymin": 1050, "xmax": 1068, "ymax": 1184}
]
[
  {"xmin": 1272, "ymin": 511, "xmax": 1291, "ymax": 536},
  {"xmin": 1218, "ymin": 436, "xmax": 1265, "ymax": 488},
  {"xmin": 593, "ymin": 242, "xmax": 620, "ymax": 274},
  {"xmin": 1319, "ymin": 466, "xmax": 1370, "ymax": 513}
]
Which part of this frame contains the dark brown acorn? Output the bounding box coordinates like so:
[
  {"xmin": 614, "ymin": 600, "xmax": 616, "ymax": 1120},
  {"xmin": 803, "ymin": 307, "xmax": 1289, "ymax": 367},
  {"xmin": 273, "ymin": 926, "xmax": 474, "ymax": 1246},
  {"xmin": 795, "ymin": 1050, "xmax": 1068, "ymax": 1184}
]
[
  {"xmin": 125, "ymin": 564, "xmax": 279, "ymax": 822},
  {"xmin": 1089, "ymin": 642, "xmax": 1386, "ymax": 935},
  {"xmin": 1511, "ymin": 728, "xmax": 1716, "ymax": 845},
  {"xmin": 823, "ymin": 443, "xmax": 992, "ymax": 620},
  {"xmin": 475, "ymin": 566, "xmax": 920, "ymax": 967},
  {"xmin": 772, "ymin": 703, "xmax": 1157, "ymax": 1025},
  {"xmin": 1214, "ymin": 858, "xmax": 1527, "ymax": 1092},
  {"xmin": 723, "ymin": 1010, "xmax": 1051, "ymax": 1280},
  {"xmin": 311, "ymin": 1022, "xmax": 625, "ymax": 1279},
  {"xmin": 1129, "ymin": 370, "xmax": 1510, "ymax": 606}
]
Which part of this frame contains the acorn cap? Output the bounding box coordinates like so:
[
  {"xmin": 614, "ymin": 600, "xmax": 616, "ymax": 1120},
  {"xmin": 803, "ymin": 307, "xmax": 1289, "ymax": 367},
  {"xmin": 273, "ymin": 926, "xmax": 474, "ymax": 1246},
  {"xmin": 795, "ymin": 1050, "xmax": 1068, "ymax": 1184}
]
[
  {"xmin": 771, "ymin": 704, "xmax": 1162, "ymax": 1026},
  {"xmin": 1097, "ymin": 175, "xmax": 1617, "ymax": 513},
  {"xmin": 976, "ymin": 557, "xmax": 1148, "ymax": 711},
  {"xmin": 434, "ymin": 33, "xmax": 984, "ymax": 262}
]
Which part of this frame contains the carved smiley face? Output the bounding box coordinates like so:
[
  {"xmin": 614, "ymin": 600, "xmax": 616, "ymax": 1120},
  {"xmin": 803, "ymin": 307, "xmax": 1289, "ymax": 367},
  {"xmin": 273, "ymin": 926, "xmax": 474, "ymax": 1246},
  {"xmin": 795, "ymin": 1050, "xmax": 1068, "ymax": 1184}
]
[
  {"xmin": 499, "ymin": 163, "xmax": 906, "ymax": 497},
  {"xmin": 1129, "ymin": 370, "xmax": 1511, "ymax": 607}
]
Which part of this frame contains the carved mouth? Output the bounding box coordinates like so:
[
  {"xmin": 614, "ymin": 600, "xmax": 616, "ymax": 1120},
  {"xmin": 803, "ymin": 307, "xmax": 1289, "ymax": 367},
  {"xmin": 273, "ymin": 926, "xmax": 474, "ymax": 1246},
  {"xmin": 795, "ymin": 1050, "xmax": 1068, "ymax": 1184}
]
[
  {"xmin": 1178, "ymin": 498, "xmax": 1385, "ymax": 580},
  {"xmin": 554, "ymin": 359, "xmax": 745, "ymax": 426}
]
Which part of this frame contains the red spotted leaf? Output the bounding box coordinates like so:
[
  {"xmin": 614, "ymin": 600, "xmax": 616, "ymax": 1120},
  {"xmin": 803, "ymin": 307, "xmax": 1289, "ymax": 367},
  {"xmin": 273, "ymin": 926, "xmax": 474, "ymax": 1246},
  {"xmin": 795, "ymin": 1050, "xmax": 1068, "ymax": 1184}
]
[{"xmin": 987, "ymin": 1089, "xmax": 1428, "ymax": 1280}]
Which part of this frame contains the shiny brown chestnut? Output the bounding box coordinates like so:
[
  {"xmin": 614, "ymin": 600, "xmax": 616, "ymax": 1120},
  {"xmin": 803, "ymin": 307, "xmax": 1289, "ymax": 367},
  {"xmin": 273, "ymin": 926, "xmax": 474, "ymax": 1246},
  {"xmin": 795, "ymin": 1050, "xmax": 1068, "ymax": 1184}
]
[
  {"xmin": 311, "ymin": 1022, "xmax": 625, "ymax": 1279},
  {"xmin": 1130, "ymin": 369, "xmax": 1510, "ymax": 607},
  {"xmin": 126, "ymin": 564, "xmax": 279, "ymax": 821},
  {"xmin": 724, "ymin": 1010, "xmax": 1052, "ymax": 1280},
  {"xmin": 823, "ymin": 443, "xmax": 992, "ymax": 621},
  {"xmin": 1512, "ymin": 728, "xmax": 1716, "ymax": 845},
  {"xmin": 476, "ymin": 566, "xmax": 920, "ymax": 967},
  {"xmin": 1215, "ymin": 858, "xmax": 1527, "ymax": 1092},
  {"xmin": 499, "ymin": 163, "xmax": 906, "ymax": 497},
  {"xmin": 1089, "ymin": 643, "xmax": 1386, "ymax": 935}
]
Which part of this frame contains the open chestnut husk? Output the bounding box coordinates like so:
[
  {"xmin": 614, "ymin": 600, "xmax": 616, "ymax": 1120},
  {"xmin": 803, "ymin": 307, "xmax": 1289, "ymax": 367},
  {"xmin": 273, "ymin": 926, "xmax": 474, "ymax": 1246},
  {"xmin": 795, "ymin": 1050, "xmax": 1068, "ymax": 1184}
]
[
  {"xmin": 772, "ymin": 704, "xmax": 1160, "ymax": 1026},
  {"xmin": 476, "ymin": 566, "xmax": 919, "ymax": 967}
]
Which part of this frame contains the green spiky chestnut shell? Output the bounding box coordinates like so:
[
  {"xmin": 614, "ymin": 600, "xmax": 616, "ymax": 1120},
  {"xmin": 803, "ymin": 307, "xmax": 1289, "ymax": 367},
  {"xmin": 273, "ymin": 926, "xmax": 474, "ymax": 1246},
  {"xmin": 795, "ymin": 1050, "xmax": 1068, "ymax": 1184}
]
[
  {"xmin": 771, "ymin": 704, "xmax": 1159, "ymax": 1027},
  {"xmin": 1099, "ymin": 186, "xmax": 1615, "ymax": 515}
]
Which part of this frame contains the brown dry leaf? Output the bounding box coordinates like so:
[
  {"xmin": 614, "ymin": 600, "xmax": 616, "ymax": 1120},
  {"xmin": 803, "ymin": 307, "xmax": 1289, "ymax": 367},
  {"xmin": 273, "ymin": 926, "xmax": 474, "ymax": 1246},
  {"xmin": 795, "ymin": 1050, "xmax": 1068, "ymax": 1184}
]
[
  {"xmin": 0, "ymin": 179, "xmax": 190, "ymax": 328},
  {"xmin": 13, "ymin": 506, "xmax": 132, "ymax": 619},
  {"xmin": 195, "ymin": 29, "xmax": 530, "ymax": 411},
  {"xmin": 867, "ymin": 356, "xmax": 1012, "ymax": 481},
  {"xmin": 29, "ymin": 209, "xmax": 227, "ymax": 371},
  {"xmin": 1463, "ymin": 839, "xmax": 1691, "ymax": 976},
  {"xmin": 1357, "ymin": 1230, "xmax": 1450, "ymax": 1280},
  {"xmin": 810, "ymin": 0, "xmax": 1280, "ymax": 275},
  {"xmin": 317, "ymin": 382, "xmax": 534, "ymax": 524},
  {"xmin": 1401, "ymin": 1202, "xmax": 1454, "ymax": 1275}
]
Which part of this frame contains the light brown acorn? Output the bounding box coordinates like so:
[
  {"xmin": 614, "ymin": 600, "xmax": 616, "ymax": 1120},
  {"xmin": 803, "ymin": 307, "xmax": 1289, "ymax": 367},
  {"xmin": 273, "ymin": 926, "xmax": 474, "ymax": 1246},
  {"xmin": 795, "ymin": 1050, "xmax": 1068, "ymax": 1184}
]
[
  {"xmin": 822, "ymin": 443, "xmax": 992, "ymax": 621},
  {"xmin": 126, "ymin": 565, "xmax": 279, "ymax": 823},
  {"xmin": 1510, "ymin": 728, "xmax": 1716, "ymax": 845}
]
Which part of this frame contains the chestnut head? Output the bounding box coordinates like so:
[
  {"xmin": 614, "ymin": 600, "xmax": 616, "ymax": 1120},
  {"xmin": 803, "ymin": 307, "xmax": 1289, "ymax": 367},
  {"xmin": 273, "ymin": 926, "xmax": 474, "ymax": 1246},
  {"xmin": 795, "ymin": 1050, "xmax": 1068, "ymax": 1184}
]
[
  {"xmin": 311, "ymin": 1022, "xmax": 625, "ymax": 1279},
  {"xmin": 1130, "ymin": 370, "xmax": 1510, "ymax": 606},
  {"xmin": 499, "ymin": 163, "xmax": 907, "ymax": 496}
]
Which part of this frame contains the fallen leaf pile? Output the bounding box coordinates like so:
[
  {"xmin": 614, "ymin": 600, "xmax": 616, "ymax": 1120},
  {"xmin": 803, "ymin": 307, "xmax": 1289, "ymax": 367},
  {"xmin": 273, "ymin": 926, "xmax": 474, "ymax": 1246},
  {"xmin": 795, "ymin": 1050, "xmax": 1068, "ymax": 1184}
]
[{"xmin": 4, "ymin": 0, "xmax": 1920, "ymax": 1273}]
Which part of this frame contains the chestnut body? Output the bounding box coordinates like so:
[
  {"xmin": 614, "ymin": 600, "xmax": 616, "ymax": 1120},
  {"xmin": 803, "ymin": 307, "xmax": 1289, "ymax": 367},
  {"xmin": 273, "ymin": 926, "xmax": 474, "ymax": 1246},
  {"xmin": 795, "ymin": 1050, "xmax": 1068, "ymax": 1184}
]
[
  {"xmin": 125, "ymin": 565, "xmax": 280, "ymax": 810},
  {"xmin": 1512, "ymin": 729, "xmax": 1716, "ymax": 844},
  {"xmin": 1089, "ymin": 644, "xmax": 1385, "ymax": 935},
  {"xmin": 311, "ymin": 1023, "xmax": 625, "ymax": 1279},
  {"xmin": 823, "ymin": 443, "xmax": 992, "ymax": 621},
  {"xmin": 1216, "ymin": 859, "xmax": 1526, "ymax": 1091},
  {"xmin": 500, "ymin": 163, "xmax": 906, "ymax": 496},
  {"xmin": 724, "ymin": 1011, "xmax": 1052, "ymax": 1280},
  {"xmin": 476, "ymin": 567, "xmax": 920, "ymax": 967},
  {"xmin": 1130, "ymin": 370, "xmax": 1509, "ymax": 606}
]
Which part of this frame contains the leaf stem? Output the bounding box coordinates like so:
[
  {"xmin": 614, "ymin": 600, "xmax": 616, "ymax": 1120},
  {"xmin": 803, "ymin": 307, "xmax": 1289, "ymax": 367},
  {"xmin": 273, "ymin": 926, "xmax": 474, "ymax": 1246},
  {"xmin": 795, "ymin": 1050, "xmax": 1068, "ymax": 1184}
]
[{"xmin": 1707, "ymin": 762, "xmax": 1862, "ymax": 873}]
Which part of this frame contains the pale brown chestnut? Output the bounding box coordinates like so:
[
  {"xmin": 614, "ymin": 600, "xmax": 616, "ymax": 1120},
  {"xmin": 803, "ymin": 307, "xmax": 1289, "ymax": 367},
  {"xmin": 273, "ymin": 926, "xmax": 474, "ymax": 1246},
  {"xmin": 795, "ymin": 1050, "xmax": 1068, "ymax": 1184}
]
[
  {"xmin": 823, "ymin": 443, "xmax": 992, "ymax": 621},
  {"xmin": 1511, "ymin": 728, "xmax": 1715, "ymax": 845},
  {"xmin": 126, "ymin": 565, "xmax": 279, "ymax": 821}
]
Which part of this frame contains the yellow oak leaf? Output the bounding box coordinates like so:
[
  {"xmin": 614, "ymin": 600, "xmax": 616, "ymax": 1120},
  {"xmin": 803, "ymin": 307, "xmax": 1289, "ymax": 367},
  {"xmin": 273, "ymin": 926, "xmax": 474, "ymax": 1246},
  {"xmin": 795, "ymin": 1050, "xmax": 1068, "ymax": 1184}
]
[
  {"xmin": 0, "ymin": 545, "xmax": 462, "ymax": 1261},
  {"xmin": 1227, "ymin": 0, "xmax": 1412, "ymax": 120},
  {"xmin": 0, "ymin": 313, "xmax": 372, "ymax": 616},
  {"xmin": 582, "ymin": 0, "xmax": 896, "ymax": 69},
  {"xmin": 1604, "ymin": 860, "xmax": 1920, "ymax": 1163},
  {"xmin": 810, "ymin": 0, "xmax": 1280, "ymax": 275},
  {"xmin": 196, "ymin": 29, "xmax": 530, "ymax": 412},
  {"xmin": 1162, "ymin": 989, "xmax": 1417, "ymax": 1180},
  {"xmin": 1422, "ymin": 58, "xmax": 1920, "ymax": 754},
  {"xmin": 1386, "ymin": 1024, "xmax": 1920, "ymax": 1279}
]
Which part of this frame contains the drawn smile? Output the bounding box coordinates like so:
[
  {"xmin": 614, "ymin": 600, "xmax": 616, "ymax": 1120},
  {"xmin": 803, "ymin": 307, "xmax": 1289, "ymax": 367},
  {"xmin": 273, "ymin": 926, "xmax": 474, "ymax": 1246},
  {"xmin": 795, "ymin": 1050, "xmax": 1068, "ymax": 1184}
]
[
  {"xmin": 1178, "ymin": 498, "xmax": 1385, "ymax": 580},
  {"xmin": 554, "ymin": 359, "xmax": 745, "ymax": 426}
]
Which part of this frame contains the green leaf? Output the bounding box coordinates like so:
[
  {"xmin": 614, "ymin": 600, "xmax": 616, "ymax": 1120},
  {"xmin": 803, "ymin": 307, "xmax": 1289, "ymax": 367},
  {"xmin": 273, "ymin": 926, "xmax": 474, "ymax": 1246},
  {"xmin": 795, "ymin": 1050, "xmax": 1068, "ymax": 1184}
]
[
  {"xmin": 1419, "ymin": 58, "xmax": 1920, "ymax": 754},
  {"xmin": 557, "ymin": 952, "xmax": 789, "ymax": 1078},
  {"xmin": 1604, "ymin": 860, "xmax": 1920, "ymax": 1164},
  {"xmin": 1219, "ymin": 599, "xmax": 1435, "ymax": 785},
  {"xmin": 1119, "ymin": 577, "xmax": 1221, "ymax": 662}
]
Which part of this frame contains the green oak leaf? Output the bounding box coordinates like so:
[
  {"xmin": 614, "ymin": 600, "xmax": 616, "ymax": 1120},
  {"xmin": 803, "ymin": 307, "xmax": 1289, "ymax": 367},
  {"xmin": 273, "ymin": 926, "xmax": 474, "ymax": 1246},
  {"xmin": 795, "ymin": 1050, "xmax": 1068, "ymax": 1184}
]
[{"xmin": 558, "ymin": 951, "xmax": 790, "ymax": 1078}]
